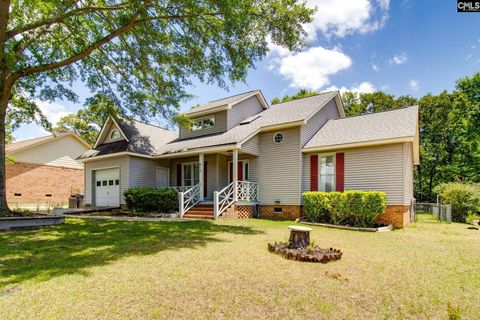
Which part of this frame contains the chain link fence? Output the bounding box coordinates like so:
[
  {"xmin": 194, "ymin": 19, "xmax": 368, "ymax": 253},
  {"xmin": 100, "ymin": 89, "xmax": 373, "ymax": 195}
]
[{"xmin": 414, "ymin": 202, "xmax": 452, "ymax": 223}]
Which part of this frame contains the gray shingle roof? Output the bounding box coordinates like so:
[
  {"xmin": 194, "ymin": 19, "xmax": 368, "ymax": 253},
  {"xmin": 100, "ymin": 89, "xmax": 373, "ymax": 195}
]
[
  {"xmin": 156, "ymin": 91, "xmax": 339, "ymax": 155},
  {"xmin": 185, "ymin": 90, "xmax": 263, "ymax": 115},
  {"xmin": 79, "ymin": 119, "xmax": 177, "ymax": 159},
  {"xmin": 303, "ymin": 106, "xmax": 418, "ymax": 150}
]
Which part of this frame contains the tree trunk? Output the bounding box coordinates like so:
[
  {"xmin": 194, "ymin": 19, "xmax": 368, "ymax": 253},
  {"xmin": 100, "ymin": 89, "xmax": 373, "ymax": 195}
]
[
  {"xmin": 289, "ymin": 230, "xmax": 310, "ymax": 249},
  {"xmin": 0, "ymin": 100, "xmax": 8, "ymax": 212}
]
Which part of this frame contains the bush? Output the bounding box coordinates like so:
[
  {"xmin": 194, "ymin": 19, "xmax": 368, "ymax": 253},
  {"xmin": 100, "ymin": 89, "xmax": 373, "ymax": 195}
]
[
  {"xmin": 303, "ymin": 191, "xmax": 387, "ymax": 228},
  {"xmin": 124, "ymin": 187, "xmax": 178, "ymax": 213},
  {"xmin": 434, "ymin": 182, "xmax": 480, "ymax": 222}
]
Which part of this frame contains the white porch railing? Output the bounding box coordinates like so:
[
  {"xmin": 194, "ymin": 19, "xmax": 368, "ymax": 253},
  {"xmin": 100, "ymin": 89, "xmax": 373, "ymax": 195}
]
[
  {"xmin": 213, "ymin": 181, "xmax": 258, "ymax": 219},
  {"xmin": 177, "ymin": 184, "xmax": 200, "ymax": 218}
]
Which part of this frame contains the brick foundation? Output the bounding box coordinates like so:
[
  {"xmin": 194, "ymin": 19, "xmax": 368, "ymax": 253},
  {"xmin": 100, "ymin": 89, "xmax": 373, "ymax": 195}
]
[
  {"xmin": 219, "ymin": 205, "xmax": 255, "ymax": 219},
  {"xmin": 375, "ymin": 205, "xmax": 411, "ymax": 228},
  {"xmin": 259, "ymin": 205, "xmax": 301, "ymax": 220},
  {"xmin": 6, "ymin": 162, "xmax": 84, "ymax": 209}
]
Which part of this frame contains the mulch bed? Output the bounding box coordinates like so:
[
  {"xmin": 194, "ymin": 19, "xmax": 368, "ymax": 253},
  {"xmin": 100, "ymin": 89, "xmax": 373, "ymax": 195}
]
[{"xmin": 268, "ymin": 242, "xmax": 342, "ymax": 263}]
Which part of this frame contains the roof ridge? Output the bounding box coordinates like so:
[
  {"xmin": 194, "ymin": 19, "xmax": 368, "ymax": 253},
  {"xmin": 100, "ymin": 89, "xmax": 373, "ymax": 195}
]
[
  {"xmin": 336, "ymin": 105, "xmax": 418, "ymax": 120},
  {"xmin": 205, "ymin": 89, "xmax": 258, "ymax": 104},
  {"xmin": 270, "ymin": 90, "xmax": 338, "ymax": 107}
]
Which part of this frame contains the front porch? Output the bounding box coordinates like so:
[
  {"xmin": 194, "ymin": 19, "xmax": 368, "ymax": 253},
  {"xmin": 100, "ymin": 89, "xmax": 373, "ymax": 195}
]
[{"xmin": 156, "ymin": 149, "xmax": 259, "ymax": 219}]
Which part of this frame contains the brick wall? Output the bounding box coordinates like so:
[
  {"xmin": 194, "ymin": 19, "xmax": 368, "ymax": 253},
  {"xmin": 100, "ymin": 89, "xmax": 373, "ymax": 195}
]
[
  {"xmin": 375, "ymin": 205, "xmax": 411, "ymax": 228},
  {"xmin": 6, "ymin": 162, "xmax": 84, "ymax": 208},
  {"xmin": 259, "ymin": 205, "xmax": 302, "ymax": 220}
]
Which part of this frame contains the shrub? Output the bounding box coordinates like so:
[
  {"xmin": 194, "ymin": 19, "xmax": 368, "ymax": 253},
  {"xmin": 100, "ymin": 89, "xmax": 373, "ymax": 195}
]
[
  {"xmin": 434, "ymin": 182, "xmax": 480, "ymax": 222},
  {"xmin": 124, "ymin": 187, "xmax": 178, "ymax": 213},
  {"xmin": 303, "ymin": 191, "xmax": 387, "ymax": 228}
]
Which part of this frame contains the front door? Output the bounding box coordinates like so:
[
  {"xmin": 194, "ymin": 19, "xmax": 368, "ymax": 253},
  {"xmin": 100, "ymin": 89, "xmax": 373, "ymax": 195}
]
[{"xmin": 229, "ymin": 161, "xmax": 249, "ymax": 183}]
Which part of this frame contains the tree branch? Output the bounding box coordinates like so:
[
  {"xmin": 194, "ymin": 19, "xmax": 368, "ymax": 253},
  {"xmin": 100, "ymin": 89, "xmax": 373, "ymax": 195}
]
[
  {"xmin": 6, "ymin": 4, "xmax": 131, "ymax": 39},
  {"xmin": 13, "ymin": 11, "xmax": 224, "ymax": 80}
]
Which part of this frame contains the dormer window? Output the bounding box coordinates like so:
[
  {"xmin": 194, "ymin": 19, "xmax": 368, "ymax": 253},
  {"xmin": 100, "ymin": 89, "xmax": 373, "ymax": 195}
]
[
  {"xmin": 191, "ymin": 116, "xmax": 215, "ymax": 131},
  {"xmin": 110, "ymin": 129, "xmax": 121, "ymax": 140}
]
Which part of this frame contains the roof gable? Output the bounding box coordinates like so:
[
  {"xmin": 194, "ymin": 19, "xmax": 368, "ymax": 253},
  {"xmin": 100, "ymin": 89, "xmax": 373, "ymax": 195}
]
[
  {"xmin": 184, "ymin": 90, "xmax": 268, "ymax": 118},
  {"xmin": 6, "ymin": 132, "xmax": 90, "ymax": 155},
  {"xmin": 93, "ymin": 117, "xmax": 129, "ymax": 148}
]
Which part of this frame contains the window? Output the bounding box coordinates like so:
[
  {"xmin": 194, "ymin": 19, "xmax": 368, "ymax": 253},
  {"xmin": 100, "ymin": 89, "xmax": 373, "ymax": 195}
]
[
  {"xmin": 191, "ymin": 116, "xmax": 215, "ymax": 131},
  {"xmin": 102, "ymin": 180, "xmax": 107, "ymax": 186},
  {"xmin": 96, "ymin": 181, "xmax": 101, "ymax": 187},
  {"xmin": 182, "ymin": 163, "xmax": 200, "ymax": 187},
  {"xmin": 110, "ymin": 129, "xmax": 121, "ymax": 140},
  {"xmin": 115, "ymin": 179, "xmax": 120, "ymax": 185},
  {"xmin": 319, "ymin": 155, "xmax": 335, "ymax": 192},
  {"xmin": 273, "ymin": 132, "xmax": 284, "ymax": 144},
  {"xmin": 109, "ymin": 180, "xmax": 114, "ymax": 186}
]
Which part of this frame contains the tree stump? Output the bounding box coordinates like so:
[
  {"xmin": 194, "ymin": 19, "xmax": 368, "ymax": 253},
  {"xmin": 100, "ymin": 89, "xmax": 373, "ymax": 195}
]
[{"xmin": 288, "ymin": 226, "xmax": 313, "ymax": 249}]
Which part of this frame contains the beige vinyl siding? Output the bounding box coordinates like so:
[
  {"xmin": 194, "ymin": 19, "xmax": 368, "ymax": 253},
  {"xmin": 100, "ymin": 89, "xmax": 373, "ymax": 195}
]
[
  {"xmin": 301, "ymin": 99, "xmax": 340, "ymax": 147},
  {"xmin": 11, "ymin": 135, "xmax": 89, "ymax": 169},
  {"xmin": 344, "ymin": 144, "xmax": 404, "ymax": 205},
  {"xmin": 179, "ymin": 110, "xmax": 227, "ymax": 139},
  {"xmin": 258, "ymin": 127, "xmax": 301, "ymax": 205},
  {"xmin": 216, "ymin": 154, "xmax": 229, "ymax": 191},
  {"xmin": 403, "ymin": 142, "xmax": 414, "ymax": 205},
  {"xmin": 85, "ymin": 155, "xmax": 129, "ymax": 205},
  {"xmin": 241, "ymin": 135, "xmax": 259, "ymax": 155},
  {"xmin": 128, "ymin": 157, "xmax": 170, "ymax": 188},
  {"xmin": 302, "ymin": 143, "xmax": 412, "ymax": 205},
  {"xmin": 227, "ymin": 96, "xmax": 264, "ymax": 129}
]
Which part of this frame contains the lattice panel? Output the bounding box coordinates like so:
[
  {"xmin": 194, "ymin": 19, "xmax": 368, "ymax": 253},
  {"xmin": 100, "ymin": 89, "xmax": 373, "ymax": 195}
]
[{"xmin": 237, "ymin": 206, "xmax": 253, "ymax": 219}]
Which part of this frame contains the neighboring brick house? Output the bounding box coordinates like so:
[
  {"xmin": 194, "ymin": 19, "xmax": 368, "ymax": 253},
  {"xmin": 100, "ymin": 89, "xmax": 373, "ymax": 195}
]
[
  {"xmin": 79, "ymin": 90, "xmax": 419, "ymax": 228},
  {"xmin": 6, "ymin": 133, "xmax": 90, "ymax": 210}
]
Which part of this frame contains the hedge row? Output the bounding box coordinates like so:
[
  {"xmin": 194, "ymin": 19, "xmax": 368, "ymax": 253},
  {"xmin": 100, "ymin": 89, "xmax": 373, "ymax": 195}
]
[
  {"xmin": 303, "ymin": 191, "xmax": 387, "ymax": 227},
  {"xmin": 124, "ymin": 187, "xmax": 178, "ymax": 213}
]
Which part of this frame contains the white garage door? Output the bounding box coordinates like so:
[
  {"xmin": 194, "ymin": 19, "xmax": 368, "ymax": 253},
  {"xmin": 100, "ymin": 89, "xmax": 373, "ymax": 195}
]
[{"xmin": 95, "ymin": 168, "xmax": 120, "ymax": 206}]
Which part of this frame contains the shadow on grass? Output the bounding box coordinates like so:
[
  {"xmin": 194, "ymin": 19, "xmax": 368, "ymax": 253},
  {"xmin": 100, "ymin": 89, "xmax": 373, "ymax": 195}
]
[{"xmin": 0, "ymin": 218, "xmax": 263, "ymax": 289}]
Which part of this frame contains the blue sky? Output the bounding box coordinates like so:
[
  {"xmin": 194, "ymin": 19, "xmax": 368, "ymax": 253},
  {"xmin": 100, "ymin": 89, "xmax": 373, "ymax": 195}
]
[{"xmin": 14, "ymin": 0, "xmax": 480, "ymax": 141}]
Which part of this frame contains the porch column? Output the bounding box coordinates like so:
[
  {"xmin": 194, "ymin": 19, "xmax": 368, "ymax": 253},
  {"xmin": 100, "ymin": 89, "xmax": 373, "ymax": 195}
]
[
  {"xmin": 199, "ymin": 153, "xmax": 204, "ymax": 201},
  {"xmin": 233, "ymin": 149, "xmax": 238, "ymax": 201}
]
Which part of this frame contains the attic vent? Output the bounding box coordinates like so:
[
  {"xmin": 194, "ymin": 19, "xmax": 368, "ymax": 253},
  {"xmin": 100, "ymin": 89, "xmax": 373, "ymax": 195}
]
[{"xmin": 240, "ymin": 114, "xmax": 261, "ymax": 125}]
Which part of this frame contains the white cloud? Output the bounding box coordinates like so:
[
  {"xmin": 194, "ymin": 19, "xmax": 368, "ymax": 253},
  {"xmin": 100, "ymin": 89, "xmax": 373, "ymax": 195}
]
[
  {"xmin": 372, "ymin": 63, "xmax": 380, "ymax": 72},
  {"xmin": 389, "ymin": 52, "xmax": 408, "ymax": 65},
  {"xmin": 325, "ymin": 81, "xmax": 376, "ymax": 94},
  {"xmin": 303, "ymin": 0, "xmax": 390, "ymax": 39},
  {"xmin": 409, "ymin": 79, "xmax": 419, "ymax": 91},
  {"xmin": 35, "ymin": 100, "xmax": 70, "ymax": 125},
  {"xmin": 270, "ymin": 46, "xmax": 352, "ymax": 90},
  {"xmin": 466, "ymin": 54, "xmax": 473, "ymax": 61}
]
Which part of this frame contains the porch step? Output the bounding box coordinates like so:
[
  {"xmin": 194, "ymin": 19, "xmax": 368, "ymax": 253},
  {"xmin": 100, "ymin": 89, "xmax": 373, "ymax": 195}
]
[{"xmin": 183, "ymin": 204, "xmax": 214, "ymax": 220}]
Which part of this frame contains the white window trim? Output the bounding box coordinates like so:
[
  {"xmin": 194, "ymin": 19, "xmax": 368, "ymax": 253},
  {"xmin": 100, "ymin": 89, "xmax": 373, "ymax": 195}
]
[
  {"xmin": 110, "ymin": 129, "xmax": 121, "ymax": 140},
  {"xmin": 181, "ymin": 162, "xmax": 200, "ymax": 187},
  {"xmin": 317, "ymin": 153, "xmax": 336, "ymax": 192},
  {"xmin": 227, "ymin": 160, "xmax": 250, "ymax": 182},
  {"xmin": 155, "ymin": 167, "xmax": 170, "ymax": 188},
  {"xmin": 273, "ymin": 132, "xmax": 284, "ymax": 144},
  {"xmin": 191, "ymin": 115, "xmax": 216, "ymax": 131}
]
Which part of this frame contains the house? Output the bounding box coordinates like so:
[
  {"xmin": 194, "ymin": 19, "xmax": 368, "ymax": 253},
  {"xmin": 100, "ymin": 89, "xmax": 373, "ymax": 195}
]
[
  {"xmin": 78, "ymin": 90, "xmax": 419, "ymax": 227},
  {"xmin": 6, "ymin": 132, "xmax": 91, "ymax": 210}
]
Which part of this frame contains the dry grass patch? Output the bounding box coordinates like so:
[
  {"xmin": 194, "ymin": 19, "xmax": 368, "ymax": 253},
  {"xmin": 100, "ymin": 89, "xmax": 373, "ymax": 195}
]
[{"xmin": 0, "ymin": 215, "xmax": 479, "ymax": 319}]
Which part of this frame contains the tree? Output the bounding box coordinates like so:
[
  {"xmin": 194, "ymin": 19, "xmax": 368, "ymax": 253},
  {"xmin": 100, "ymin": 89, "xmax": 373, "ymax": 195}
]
[
  {"xmin": 54, "ymin": 94, "xmax": 122, "ymax": 145},
  {"xmin": 0, "ymin": 0, "xmax": 314, "ymax": 211},
  {"xmin": 341, "ymin": 91, "xmax": 417, "ymax": 117},
  {"xmin": 271, "ymin": 88, "xmax": 318, "ymax": 104}
]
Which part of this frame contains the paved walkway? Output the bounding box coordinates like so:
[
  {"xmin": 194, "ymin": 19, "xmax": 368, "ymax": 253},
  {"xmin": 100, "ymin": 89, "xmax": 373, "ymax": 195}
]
[{"xmin": 64, "ymin": 214, "xmax": 190, "ymax": 222}]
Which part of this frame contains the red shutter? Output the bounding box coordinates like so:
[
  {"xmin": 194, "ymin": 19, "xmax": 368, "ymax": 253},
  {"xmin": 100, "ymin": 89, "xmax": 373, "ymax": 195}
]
[
  {"xmin": 238, "ymin": 162, "xmax": 243, "ymax": 181},
  {"xmin": 204, "ymin": 161, "xmax": 208, "ymax": 197},
  {"xmin": 336, "ymin": 153, "xmax": 344, "ymax": 192},
  {"xmin": 310, "ymin": 155, "xmax": 318, "ymax": 191},
  {"xmin": 176, "ymin": 164, "xmax": 182, "ymax": 186}
]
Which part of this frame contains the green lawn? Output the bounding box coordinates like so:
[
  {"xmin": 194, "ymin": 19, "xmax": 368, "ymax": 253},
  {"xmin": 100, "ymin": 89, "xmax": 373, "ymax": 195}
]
[{"xmin": 0, "ymin": 216, "xmax": 479, "ymax": 319}]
